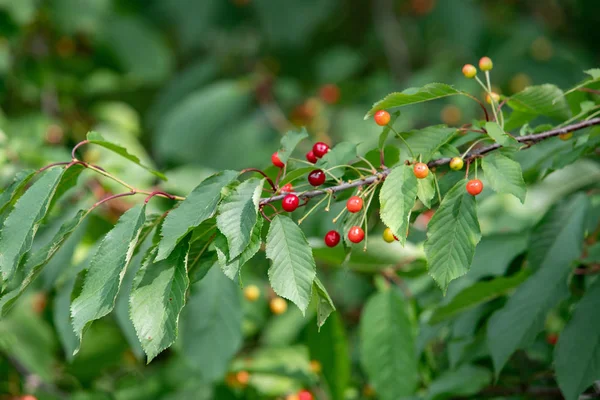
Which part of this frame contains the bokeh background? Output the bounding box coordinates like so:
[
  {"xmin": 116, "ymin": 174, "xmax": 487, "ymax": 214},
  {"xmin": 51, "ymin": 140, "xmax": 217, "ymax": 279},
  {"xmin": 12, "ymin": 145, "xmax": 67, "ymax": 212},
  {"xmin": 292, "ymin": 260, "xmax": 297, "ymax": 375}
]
[{"xmin": 0, "ymin": 0, "xmax": 599, "ymax": 399}]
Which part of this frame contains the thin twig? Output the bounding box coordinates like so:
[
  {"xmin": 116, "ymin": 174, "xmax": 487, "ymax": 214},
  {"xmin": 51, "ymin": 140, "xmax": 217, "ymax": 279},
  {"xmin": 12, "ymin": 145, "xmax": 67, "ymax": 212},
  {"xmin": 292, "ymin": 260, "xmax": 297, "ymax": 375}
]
[
  {"xmin": 71, "ymin": 139, "xmax": 90, "ymax": 159},
  {"xmin": 240, "ymin": 168, "xmax": 277, "ymax": 191}
]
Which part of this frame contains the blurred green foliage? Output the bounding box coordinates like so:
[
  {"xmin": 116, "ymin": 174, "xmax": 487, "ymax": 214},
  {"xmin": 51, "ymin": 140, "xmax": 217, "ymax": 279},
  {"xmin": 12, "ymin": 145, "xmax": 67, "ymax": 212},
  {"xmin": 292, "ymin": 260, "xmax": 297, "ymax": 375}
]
[{"xmin": 0, "ymin": 1, "xmax": 599, "ymax": 399}]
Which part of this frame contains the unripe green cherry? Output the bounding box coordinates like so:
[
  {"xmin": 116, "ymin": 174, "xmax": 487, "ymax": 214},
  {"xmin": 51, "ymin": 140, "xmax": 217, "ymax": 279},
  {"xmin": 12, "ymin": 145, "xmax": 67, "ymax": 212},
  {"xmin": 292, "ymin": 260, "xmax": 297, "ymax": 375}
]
[{"xmin": 449, "ymin": 157, "xmax": 464, "ymax": 171}]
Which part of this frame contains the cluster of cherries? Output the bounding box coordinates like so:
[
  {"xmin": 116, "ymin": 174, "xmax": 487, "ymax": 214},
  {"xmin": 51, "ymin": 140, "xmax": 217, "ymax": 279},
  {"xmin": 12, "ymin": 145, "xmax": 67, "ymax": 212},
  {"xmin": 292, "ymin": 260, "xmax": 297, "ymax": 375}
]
[
  {"xmin": 373, "ymin": 109, "xmax": 484, "ymax": 196},
  {"xmin": 270, "ymin": 90, "xmax": 487, "ymax": 248}
]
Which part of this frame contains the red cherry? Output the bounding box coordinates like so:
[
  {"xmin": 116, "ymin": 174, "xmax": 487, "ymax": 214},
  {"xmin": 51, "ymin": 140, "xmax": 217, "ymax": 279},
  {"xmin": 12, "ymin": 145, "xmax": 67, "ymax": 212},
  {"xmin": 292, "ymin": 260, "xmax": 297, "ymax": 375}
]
[
  {"xmin": 312, "ymin": 142, "xmax": 330, "ymax": 158},
  {"xmin": 281, "ymin": 183, "xmax": 293, "ymax": 193},
  {"xmin": 546, "ymin": 333, "xmax": 558, "ymax": 346},
  {"xmin": 466, "ymin": 179, "xmax": 483, "ymax": 196},
  {"xmin": 319, "ymin": 84, "xmax": 340, "ymax": 104},
  {"xmin": 272, "ymin": 152, "xmax": 285, "ymax": 168},
  {"xmin": 413, "ymin": 162, "xmax": 429, "ymax": 179},
  {"xmin": 282, "ymin": 194, "xmax": 300, "ymax": 212},
  {"xmin": 324, "ymin": 230, "xmax": 341, "ymax": 247},
  {"xmin": 346, "ymin": 196, "xmax": 363, "ymax": 213},
  {"xmin": 306, "ymin": 151, "xmax": 318, "ymax": 164},
  {"xmin": 348, "ymin": 226, "xmax": 365, "ymax": 243},
  {"xmin": 298, "ymin": 390, "xmax": 313, "ymax": 400},
  {"xmin": 308, "ymin": 169, "xmax": 326, "ymax": 186},
  {"xmin": 374, "ymin": 110, "xmax": 391, "ymax": 126}
]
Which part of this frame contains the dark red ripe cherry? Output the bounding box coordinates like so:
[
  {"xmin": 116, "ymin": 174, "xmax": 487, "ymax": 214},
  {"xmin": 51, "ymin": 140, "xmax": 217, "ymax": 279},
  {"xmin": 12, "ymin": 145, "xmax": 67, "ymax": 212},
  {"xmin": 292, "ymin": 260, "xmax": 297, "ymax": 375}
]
[
  {"xmin": 272, "ymin": 152, "xmax": 285, "ymax": 168},
  {"xmin": 348, "ymin": 226, "xmax": 365, "ymax": 243},
  {"xmin": 324, "ymin": 230, "xmax": 341, "ymax": 247},
  {"xmin": 306, "ymin": 150, "xmax": 318, "ymax": 164},
  {"xmin": 298, "ymin": 390, "xmax": 314, "ymax": 400},
  {"xmin": 308, "ymin": 169, "xmax": 326, "ymax": 186},
  {"xmin": 282, "ymin": 194, "xmax": 300, "ymax": 212},
  {"xmin": 466, "ymin": 179, "xmax": 483, "ymax": 196},
  {"xmin": 346, "ymin": 196, "xmax": 363, "ymax": 213},
  {"xmin": 280, "ymin": 183, "xmax": 293, "ymax": 193},
  {"xmin": 312, "ymin": 142, "xmax": 330, "ymax": 158}
]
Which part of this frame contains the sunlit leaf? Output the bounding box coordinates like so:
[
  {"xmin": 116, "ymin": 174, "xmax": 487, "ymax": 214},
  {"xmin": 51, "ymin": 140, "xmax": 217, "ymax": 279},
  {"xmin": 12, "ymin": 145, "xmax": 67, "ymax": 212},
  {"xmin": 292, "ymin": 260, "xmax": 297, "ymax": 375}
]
[{"xmin": 266, "ymin": 215, "xmax": 316, "ymax": 314}]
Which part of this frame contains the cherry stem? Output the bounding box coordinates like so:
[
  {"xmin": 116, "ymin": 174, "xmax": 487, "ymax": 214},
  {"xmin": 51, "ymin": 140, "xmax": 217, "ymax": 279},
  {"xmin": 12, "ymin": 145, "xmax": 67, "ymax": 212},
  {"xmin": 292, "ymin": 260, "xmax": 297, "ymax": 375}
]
[
  {"xmin": 465, "ymin": 159, "xmax": 471, "ymax": 179},
  {"xmin": 85, "ymin": 192, "xmax": 136, "ymax": 216},
  {"xmin": 71, "ymin": 140, "xmax": 90, "ymax": 160},
  {"xmin": 298, "ymin": 192, "xmax": 331, "ymax": 225},
  {"xmin": 433, "ymin": 174, "xmax": 442, "ymax": 204},
  {"xmin": 38, "ymin": 161, "xmax": 71, "ymax": 173},
  {"xmin": 358, "ymin": 156, "xmax": 378, "ymax": 173},
  {"xmin": 360, "ymin": 184, "xmax": 378, "ymax": 251},
  {"xmin": 240, "ymin": 168, "xmax": 277, "ymax": 191},
  {"xmin": 326, "ymin": 164, "xmax": 365, "ymax": 178},
  {"xmin": 461, "ymin": 92, "xmax": 490, "ymax": 122},
  {"xmin": 389, "ymin": 125, "xmax": 416, "ymax": 160},
  {"xmin": 144, "ymin": 191, "xmax": 177, "ymax": 203}
]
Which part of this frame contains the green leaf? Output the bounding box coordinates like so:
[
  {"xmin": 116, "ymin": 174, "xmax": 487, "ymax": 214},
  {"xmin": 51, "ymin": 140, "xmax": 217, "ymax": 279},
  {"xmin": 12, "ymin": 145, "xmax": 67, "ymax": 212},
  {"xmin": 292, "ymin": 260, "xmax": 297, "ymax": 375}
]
[
  {"xmin": 214, "ymin": 217, "xmax": 262, "ymax": 281},
  {"xmin": 507, "ymin": 84, "xmax": 571, "ymax": 120},
  {"xmin": 156, "ymin": 170, "xmax": 238, "ymax": 261},
  {"xmin": 426, "ymin": 364, "xmax": 491, "ymax": 400},
  {"xmin": 70, "ymin": 204, "xmax": 147, "ymax": 354},
  {"xmin": 429, "ymin": 269, "xmax": 530, "ymax": 324},
  {"xmin": 424, "ymin": 179, "xmax": 481, "ymax": 293},
  {"xmin": 316, "ymin": 142, "xmax": 358, "ymax": 178},
  {"xmin": 379, "ymin": 165, "xmax": 418, "ymax": 245},
  {"xmin": 0, "ymin": 167, "xmax": 64, "ymax": 280},
  {"xmin": 130, "ymin": 240, "xmax": 190, "ymax": 363},
  {"xmin": 266, "ymin": 215, "xmax": 316, "ymax": 314},
  {"xmin": 279, "ymin": 167, "xmax": 314, "ymax": 186},
  {"xmin": 86, "ymin": 131, "xmax": 166, "ymax": 180},
  {"xmin": 528, "ymin": 194, "xmax": 589, "ymax": 271},
  {"xmin": 47, "ymin": 164, "xmax": 86, "ymax": 210},
  {"xmin": 307, "ymin": 312, "xmax": 349, "ymax": 400},
  {"xmin": 487, "ymin": 194, "xmax": 588, "ymax": 376},
  {"xmin": 0, "ymin": 169, "xmax": 35, "ymax": 214},
  {"xmin": 481, "ymin": 152, "xmax": 526, "ymax": 203},
  {"xmin": 313, "ymin": 277, "xmax": 336, "ymax": 329},
  {"xmin": 365, "ymin": 83, "xmax": 461, "ymax": 119},
  {"xmin": 360, "ymin": 289, "xmax": 417, "ymax": 400},
  {"xmin": 179, "ymin": 266, "xmax": 242, "ymax": 381},
  {"xmin": 484, "ymin": 121, "xmax": 519, "ymax": 148},
  {"xmin": 563, "ymin": 69, "xmax": 600, "ymax": 97},
  {"xmin": 378, "ymin": 111, "xmax": 400, "ymax": 148},
  {"xmin": 417, "ymin": 173, "xmax": 436, "ymax": 208},
  {"xmin": 216, "ymin": 178, "xmax": 263, "ymax": 260},
  {"xmin": 277, "ymin": 128, "xmax": 309, "ymax": 163},
  {"xmin": 402, "ymin": 125, "xmax": 457, "ymax": 162},
  {"xmin": 0, "ymin": 210, "xmax": 87, "ymax": 316},
  {"xmin": 54, "ymin": 276, "xmax": 79, "ymax": 361},
  {"xmin": 555, "ymin": 278, "xmax": 600, "ymax": 400}
]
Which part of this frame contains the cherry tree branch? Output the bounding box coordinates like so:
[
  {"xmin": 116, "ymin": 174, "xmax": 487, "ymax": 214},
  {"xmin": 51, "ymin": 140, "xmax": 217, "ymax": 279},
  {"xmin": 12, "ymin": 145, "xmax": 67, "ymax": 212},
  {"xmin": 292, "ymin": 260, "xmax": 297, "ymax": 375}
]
[{"xmin": 260, "ymin": 117, "xmax": 600, "ymax": 205}]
